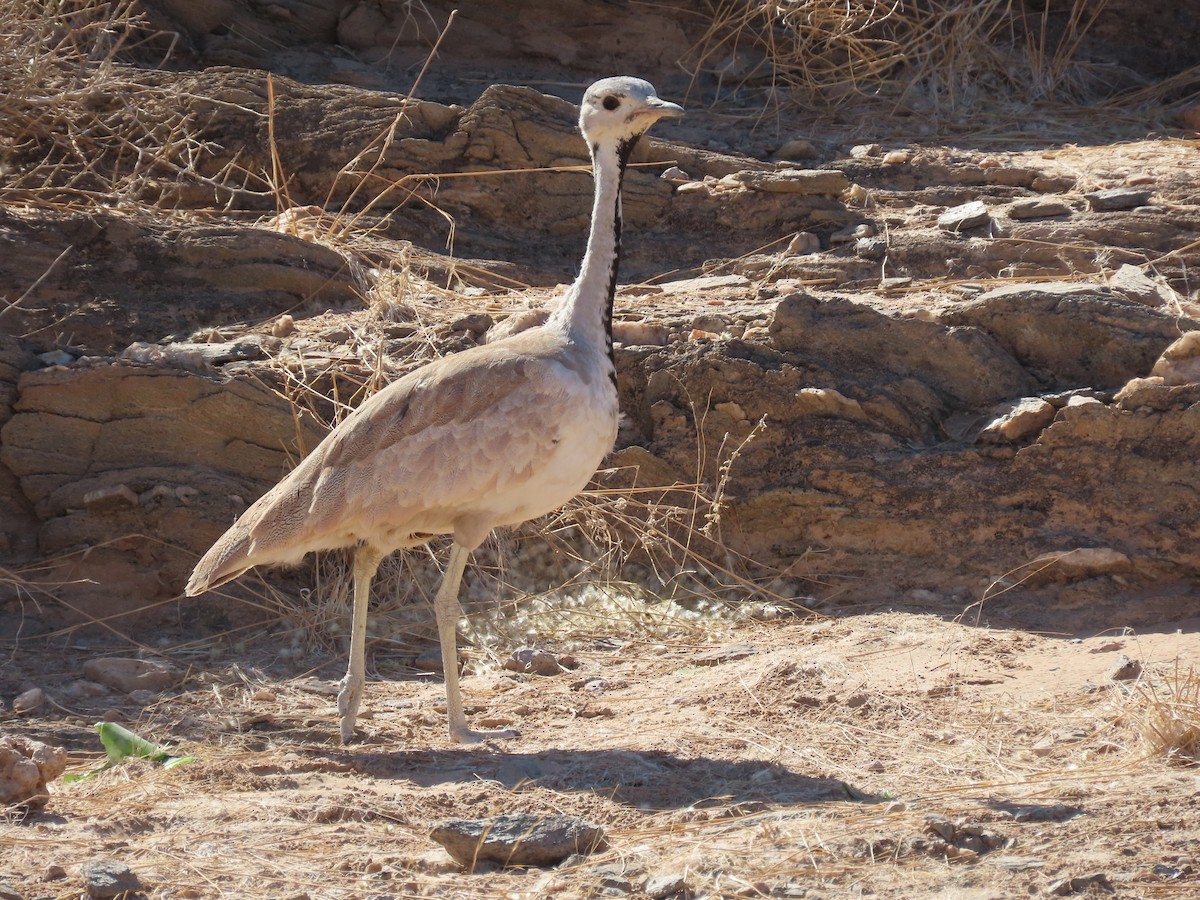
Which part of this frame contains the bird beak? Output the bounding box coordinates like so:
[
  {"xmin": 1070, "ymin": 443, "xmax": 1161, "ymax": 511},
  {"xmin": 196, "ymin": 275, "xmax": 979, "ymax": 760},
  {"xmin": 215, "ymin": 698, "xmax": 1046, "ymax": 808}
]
[{"xmin": 636, "ymin": 98, "xmax": 685, "ymax": 121}]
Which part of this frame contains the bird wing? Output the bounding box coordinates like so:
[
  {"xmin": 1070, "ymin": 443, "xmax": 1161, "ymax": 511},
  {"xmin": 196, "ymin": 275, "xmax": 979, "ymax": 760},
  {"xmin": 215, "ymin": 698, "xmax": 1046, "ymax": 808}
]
[{"xmin": 187, "ymin": 333, "xmax": 573, "ymax": 593}]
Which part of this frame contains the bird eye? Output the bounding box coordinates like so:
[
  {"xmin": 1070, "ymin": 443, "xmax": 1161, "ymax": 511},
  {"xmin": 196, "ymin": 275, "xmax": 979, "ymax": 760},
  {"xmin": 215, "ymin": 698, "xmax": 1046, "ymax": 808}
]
[{"xmin": 602, "ymin": 95, "xmax": 620, "ymax": 111}]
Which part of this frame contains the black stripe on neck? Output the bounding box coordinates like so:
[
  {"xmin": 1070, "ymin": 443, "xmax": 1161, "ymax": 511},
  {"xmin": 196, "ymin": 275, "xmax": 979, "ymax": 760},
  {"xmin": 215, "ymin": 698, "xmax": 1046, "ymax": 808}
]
[{"xmin": 600, "ymin": 135, "xmax": 640, "ymax": 372}]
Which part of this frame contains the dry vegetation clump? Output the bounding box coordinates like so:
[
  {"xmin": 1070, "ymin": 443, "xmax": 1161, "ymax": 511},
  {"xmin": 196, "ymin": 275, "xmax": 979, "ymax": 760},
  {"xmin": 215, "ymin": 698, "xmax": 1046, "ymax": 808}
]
[
  {"xmin": 1127, "ymin": 666, "xmax": 1200, "ymax": 766},
  {"xmin": 0, "ymin": 0, "xmax": 237, "ymax": 208},
  {"xmin": 686, "ymin": 0, "xmax": 1178, "ymax": 124}
]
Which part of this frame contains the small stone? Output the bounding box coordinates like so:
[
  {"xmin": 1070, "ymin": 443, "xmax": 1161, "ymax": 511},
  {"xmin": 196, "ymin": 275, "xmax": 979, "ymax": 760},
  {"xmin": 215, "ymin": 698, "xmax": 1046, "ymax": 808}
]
[
  {"xmin": 83, "ymin": 657, "xmax": 181, "ymax": 693},
  {"xmin": 694, "ymin": 641, "xmax": 757, "ymax": 666},
  {"xmin": 979, "ymin": 397, "xmax": 1056, "ymax": 444},
  {"xmin": 42, "ymin": 865, "xmax": 67, "ymax": 881},
  {"xmin": 0, "ymin": 882, "xmax": 22, "ymax": 900},
  {"xmin": 271, "ymin": 314, "xmax": 296, "ymax": 337},
  {"xmin": 774, "ymin": 138, "xmax": 818, "ymax": 161},
  {"xmin": 1008, "ymin": 198, "xmax": 1071, "ymax": 219},
  {"xmin": 850, "ymin": 142, "xmax": 881, "ymax": 158},
  {"xmin": 504, "ymin": 648, "xmax": 565, "ymax": 676},
  {"xmin": 82, "ymin": 484, "xmax": 139, "ymax": 512},
  {"xmin": 37, "ymin": 349, "xmax": 74, "ymax": 366},
  {"xmin": 1109, "ymin": 263, "xmax": 1168, "ymax": 307},
  {"xmin": 83, "ymin": 859, "xmax": 143, "ymax": 898},
  {"xmin": 450, "ymin": 313, "xmax": 493, "ymax": 336},
  {"xmin": 1108, "ymin": 655, "xmax": 1142, "ymax": 681},
  {"xmin": 727, "ymin": 168, "xmax": 849, "ymax": 195},
  {"xmin": 1032, "ymin": 174, "xmax": 1075, "ymax": 192},
  {"xmin": 1084, "ymin": 188, "xmax": 1152, "ymax": 211},
  {"xmin": 882, "ymin": 149, "xmax": 910, "ymax": 165},
  {"xmin": 661, "ymin": 166, "xmax": 690, "ymax": 182},
  {"xmin": 645, "ymin": 871, "xmax": 691, "ymax": 899},
  {"xmin": 1047, "ymin": 872, "xmax": 1114, "ymax": 895},
  {"xmin": 1151, "ymin": 332, "xmax": 1200, "ymax": 385},
  {"xmin": 0, "ymin": 736, "xmax": 68, "ymax": 808},
  {"xmin": 612, "ymin": 320, "xmax": 669, "ymax": 346},
  {"xmin": 429, "ymin": 814, "xmax": 607, "ymax": 868},
  {"xmin": 938, "ymin": 200, "xmax": 990, "ymax": 231},
  {"xmin": 879, "ymin": 276, "xmax": 912, "ymax": 290},
  {"xmin": 785, "ymin": 231, "xmax": 820, "ymax": 255},
  {"xmin": 13, "ymin": 687, "xmax": 46, "ymax": 713},
  {"xmin": 1175, "ymin": 103, "xmax": 1200, "ymax": 131},
  {"xmin": 854, "ymin": 237, "xmax": 887, "ymax": 260},
  {"xmin": 1024, "ymin": 547, "xmax": 1132, "ymax": 585}
]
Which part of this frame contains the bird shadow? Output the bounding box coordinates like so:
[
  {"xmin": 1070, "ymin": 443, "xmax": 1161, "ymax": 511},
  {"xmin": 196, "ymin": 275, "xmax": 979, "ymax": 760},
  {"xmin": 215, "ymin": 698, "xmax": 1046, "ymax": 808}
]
[{"xmin": 280, "ymin": 744, "xmax": 874, "ymax": 812}]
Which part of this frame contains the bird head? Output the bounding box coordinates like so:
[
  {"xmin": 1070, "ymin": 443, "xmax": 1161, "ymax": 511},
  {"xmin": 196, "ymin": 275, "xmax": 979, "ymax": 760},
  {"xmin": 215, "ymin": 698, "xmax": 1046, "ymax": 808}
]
[{"xmin": 578, "ymin": 76, "xmax": 683, "ymax": 148}]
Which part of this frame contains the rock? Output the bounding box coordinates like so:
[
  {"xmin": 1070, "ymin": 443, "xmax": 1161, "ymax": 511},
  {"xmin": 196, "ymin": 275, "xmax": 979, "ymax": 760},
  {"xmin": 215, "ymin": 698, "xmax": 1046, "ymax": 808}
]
[
  {"xmin": 1175, "ymin": 103, "xmax": 1200, "ymax": 131},
  {"xmin": 82, "ymin": 484, "xmax": 140, "ymax": 512},
  {"xmin": 657, "ymin": 274, "xmax": 750, "ymax": 294},
  {"xmin": 1107, "ymin": 655, "xmax": 1142, "ymax": 681},
  {"xmin": 850, "ymin": 143, "xmax": 881, "ymax": 158},
  {"xmin": 774, "ymin": 138, "xmax": 818, "ymax": 161},
  {"xmin": 785, "ymin": 231, "xmax": 821, "ymax": 255},
  {"xmin": 1047, "ymin": 872, "xmax": 1114, "ymax": 895},
  {"xmin": 1008, "ymin": 198, "xmax": 1071, "ymax": 219},
  {"xmin": 693, "ymin": 641, "xmax": 758, "ymax": 666},
  {"xmin": 726, "ymin": 168, "xmax": 849, "ymax": 195},
  {"xmin": 0, "ymin": 735, "xmax": 67, "ymax": 808},
  {"xmin": 793, "ymin": 387, "xmax": 868, "ymax": 422},
  {"xmin": 1024, "ymin": 548, "xmax": 1132, "ymax": 585},
  {"xmin": 429, "ymin": 814, "xmax": 608, "ymax": 868},
  {"xmin": 82, "ymin": 860, "xmax": 143, "ymax": 899},
  {"xmin": 503, "ymin": 648, "xmax": 565, "ymax": 676},
  {"xmin": 83, "ymin": 657, "xmax": 182, "ymax": 693},
  {"xmin": 979, "ymin": 397, "xmax": 1056, "ymax": 443},
  {"xmin": 37, "ymin": 349, "xmax": 74, "ymax": 366},
  {"xmin": 854, "ymin": 236, "xmax": 887, "ymax": 259},
  {"xmin": 882, "ymin": 149, "xmax": 910, "ymax": 165},
  {"xmin": 612, "ymin": 321, "xmax": 669, "ymax": 346},
  {"xmin": 1109, "ymin": 264, "xmax": 1169, "ymax": 307},
  {"xmin": 940, "ymin": 282, "xmax": 1195, "ymax": 390},
  {"xmin": 1085, "ymin": 188, "xmax": 1152, "ymax": 211},
  {"xmin": 12, "ymin": 687, "xmax": 47, "ymax": 713},
  {"xmin": 1151, "ymin": 332, "xmax": 1200, "ymax": 385},
  {"xmin": 645, "ymin": 871, "xmax": 691, "ymax": 899},
  {"xmin": 938, "ymin": 200, "xmax": 990, "ymax": 231},
  {"xmin": 660, "ymin": 165, "xmax": 690, "ymax": 182},
  {"xmin": 0, "ymin": 882, "xmax": 23, "ymax": 900}
]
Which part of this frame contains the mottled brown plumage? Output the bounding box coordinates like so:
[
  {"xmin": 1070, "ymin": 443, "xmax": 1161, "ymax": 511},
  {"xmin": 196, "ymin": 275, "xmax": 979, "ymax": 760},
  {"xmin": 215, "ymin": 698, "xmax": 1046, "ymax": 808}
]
[{"xmin": 187, "ymin": 77, "xmax": 683, "ymax": 743}]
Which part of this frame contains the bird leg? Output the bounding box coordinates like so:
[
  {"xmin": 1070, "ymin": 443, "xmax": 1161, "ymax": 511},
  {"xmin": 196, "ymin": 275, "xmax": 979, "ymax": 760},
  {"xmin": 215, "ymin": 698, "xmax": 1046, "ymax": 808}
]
[
  {"xmin": 435, "ymin": 543, "xmax": 520, "ymax": 744},
  {"xmin": 338, "ymin": 543, "xmax": 385, "ymax": 743}
]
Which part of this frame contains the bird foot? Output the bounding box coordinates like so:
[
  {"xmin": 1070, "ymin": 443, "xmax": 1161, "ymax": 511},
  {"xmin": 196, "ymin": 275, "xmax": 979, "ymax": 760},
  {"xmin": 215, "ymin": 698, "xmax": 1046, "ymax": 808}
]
[{"xmin": 449, "ymin": 724, "xmax": 521, "ymax": 745}]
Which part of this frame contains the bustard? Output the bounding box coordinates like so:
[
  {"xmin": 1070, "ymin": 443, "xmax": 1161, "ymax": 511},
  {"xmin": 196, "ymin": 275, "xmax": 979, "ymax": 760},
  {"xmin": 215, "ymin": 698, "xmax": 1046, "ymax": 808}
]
[{"xmin": 186, "ymin": 77, "xmax": 683, "ymax": 744}]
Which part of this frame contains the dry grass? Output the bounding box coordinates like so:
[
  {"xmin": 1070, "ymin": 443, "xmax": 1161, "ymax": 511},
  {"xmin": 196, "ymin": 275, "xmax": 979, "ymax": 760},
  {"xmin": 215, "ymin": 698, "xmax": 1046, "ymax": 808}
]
[
  {"xmin": 1128, "ymin": 665, "xmax": 1200, "ymax": 766},
  {"xmin": 684, "ymin": 0, "xmax": 1184, "ymax": 130}
]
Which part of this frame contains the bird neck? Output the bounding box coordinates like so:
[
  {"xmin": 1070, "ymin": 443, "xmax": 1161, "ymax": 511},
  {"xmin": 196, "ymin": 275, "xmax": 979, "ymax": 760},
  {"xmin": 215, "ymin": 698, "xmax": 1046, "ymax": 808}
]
[{"xmin": 551, "ymin": 135, "xmax": 639, "ymax": 361}]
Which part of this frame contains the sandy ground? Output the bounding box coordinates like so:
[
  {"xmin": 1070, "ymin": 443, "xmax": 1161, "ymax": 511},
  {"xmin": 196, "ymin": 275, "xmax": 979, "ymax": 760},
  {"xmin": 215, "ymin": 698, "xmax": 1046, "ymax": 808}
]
[{"xmin": 4, "ymin": 604, "xmax": 1199, "ymax": 899}]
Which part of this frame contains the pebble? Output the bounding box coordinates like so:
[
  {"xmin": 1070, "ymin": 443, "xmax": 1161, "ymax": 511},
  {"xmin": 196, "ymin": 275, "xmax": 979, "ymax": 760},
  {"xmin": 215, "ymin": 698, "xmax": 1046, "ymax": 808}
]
[
  {"xmin": 854, "ymin": 236, "xmax": 887, "ymax": 260},
  {"xmin": 1008, "ymin": 197, "xmax": 1071, "ymax": 219},
  {"xmin": 82, "ymin": 860, "xmax": 143, "ymax": 899},
  {"xmin": 1084, "ymin": 188, "xmax": 1152, "ymax": 211},
  {"xmin": 938, "ymin": 200, "xmax": 990, "ymax": 231},
  {"xmin": 979, "ymin": 397, "xmax": 1056, "ymax": 444},
  {"xmin": 774, "ymin": 138, "xmax": 818, "ymax": 161},
  {"xmin": 271, "ymin": 314, "xmax": 296, "ymax": 337},
  {"xmin": 660, "ymin": 165, "xmax": 691, "ymax": 182},
  {"xmin": 42, "ymin": 866, "xmax": 67, "ymax": 881},
  {"xmin": 1108, "ymin": 654, "xmax": 1142, "ymax": 681},
  {"xmin": 785, "ymin": 231, "xmax": 821, "ymax": 255},
  {"xmin": 83, "ymin": 657, "xmax": 181, "ymax": 693},
  {"xmin": 882, "ymin": 149, "xmax": 910, "ymax": 165},
  {"xmin": 65, "ymin": 680, "xmax": 110, "ymax": 702},
  {"xmin": 850, "ymin": 142, "xmax": 881, "ymax": 158},
  {"xmin": 726, "ymin": 168, "xmax": 849, "ymax": 195},
  {"xmin": 1151, "ymin": 331, "xmax": 1200, "ymax": 385},
  {"xmin": 1047, "ymin": 872, "xmax": 1113, "ymax": 895},
  {"xmin": 37, "ymin": 349, "xmax": 74, "ymax": 366},
  {"xmin": 693, "ymin": 641, "xmax": 758, "ymax": 666},
  {"xmin": 644, "ymin": 871, "xmax": 691, "ymax": 899},
  {"xmin": 0, "ymin": 881, "xmax": 22, "ymax": 900},
  {"xmin": 1175, "ymin": 104, "xmax": 1200, "ymax": 130},
  {"xmin": 503, "ymin": 647, "xmax": 566, "ymax": 676},
  {"xmin": 12, "ymin": 687, "xmax": 46, "ymax": 713},
  {"xmin": 1108, "ymin": 263, "xmax": 1167, "ymax": 307},
  {"xmin": 429, "ymin": 814, "xmax": 607, "ymax": 868}
]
